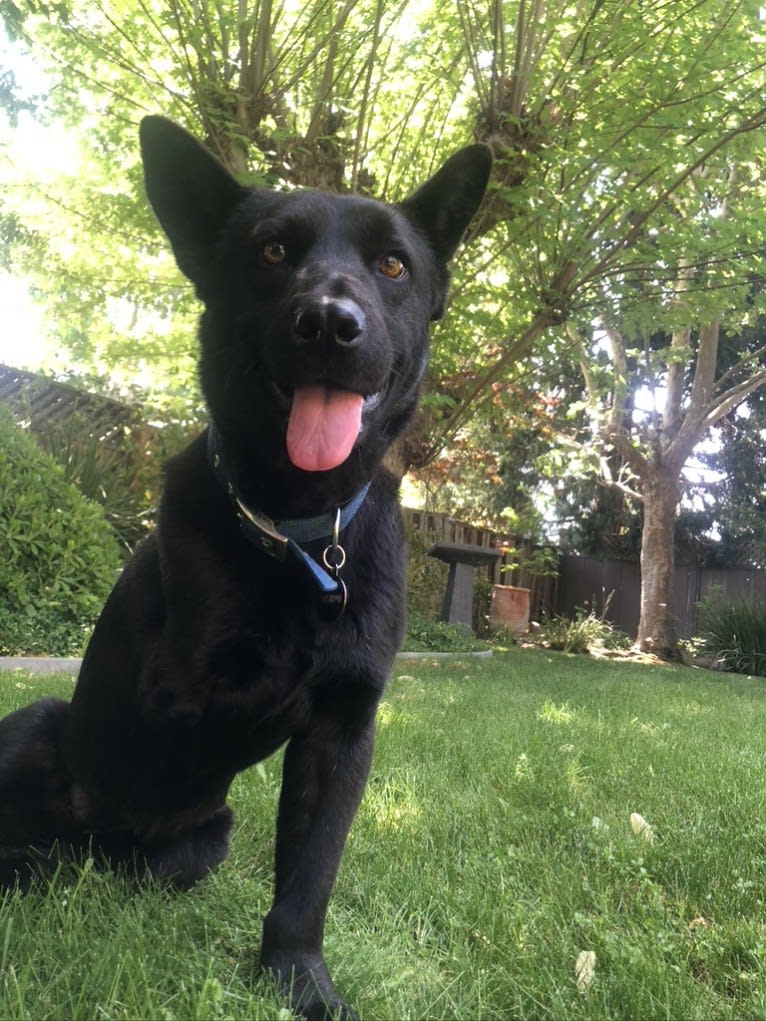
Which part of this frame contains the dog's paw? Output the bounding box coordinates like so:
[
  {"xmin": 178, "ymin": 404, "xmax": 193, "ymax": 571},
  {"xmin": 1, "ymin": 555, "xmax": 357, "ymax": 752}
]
[
  {"xmin": 260, "ymin": 950, "xmax": 358, "ymax": 1021},
  {"xmin": 292, "ymin": 990, "xmax": 359, "ymax": 1021}
]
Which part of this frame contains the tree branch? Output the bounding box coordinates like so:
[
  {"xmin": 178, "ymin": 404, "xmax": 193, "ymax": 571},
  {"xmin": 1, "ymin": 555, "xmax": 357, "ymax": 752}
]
[
  {"xmin": 662, "ymin": 262, "xmax": 693, "ymax": 436},
  {"xmin": 436, "ymin": 308, "xmax": 557, "ymax": 446},
  {"xmin": 701, "ymin": 370, "xmax": 766, "ymax": 431},
  {"xmin": 598, "ymin": 463, "xmax": 643, "ymax": 503},
  {"xmin": 715, "ymin": 343, "xmax": 766, "ymax": 392}
]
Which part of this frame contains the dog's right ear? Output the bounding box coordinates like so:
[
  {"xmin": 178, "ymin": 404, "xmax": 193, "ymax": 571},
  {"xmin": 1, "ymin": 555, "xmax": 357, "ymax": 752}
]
[{"xmin": 140, "ymin": 116, "xmax": 246, "ymax": 291}]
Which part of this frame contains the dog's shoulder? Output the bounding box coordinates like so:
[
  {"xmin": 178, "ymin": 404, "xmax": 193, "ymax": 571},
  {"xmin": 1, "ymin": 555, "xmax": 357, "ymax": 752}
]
[{"xmin": 157, "ymin": 432, "xmax": 234, "ymax": 539}]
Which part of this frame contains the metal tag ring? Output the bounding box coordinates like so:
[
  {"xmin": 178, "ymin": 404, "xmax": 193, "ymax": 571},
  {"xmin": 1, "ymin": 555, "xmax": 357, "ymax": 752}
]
[{"xmin": 322, "ymin": 543, "xmax": 347, "ymax": 572}]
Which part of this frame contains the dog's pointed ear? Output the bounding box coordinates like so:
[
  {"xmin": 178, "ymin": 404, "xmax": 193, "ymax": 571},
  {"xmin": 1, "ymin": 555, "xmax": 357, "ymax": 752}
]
[
  {"xmin": 140, "ymin": 116, "xmax": 246, "ymax": 289},
  {"xmin": 399, "ymin": 144, "xmax": 492, "ymax": 263}
]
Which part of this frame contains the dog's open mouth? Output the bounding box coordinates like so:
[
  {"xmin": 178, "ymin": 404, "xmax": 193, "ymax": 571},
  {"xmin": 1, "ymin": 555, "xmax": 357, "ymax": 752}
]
[{"xmin": 275, "ymin": 384, "xmax": 382, "ymax": 472}]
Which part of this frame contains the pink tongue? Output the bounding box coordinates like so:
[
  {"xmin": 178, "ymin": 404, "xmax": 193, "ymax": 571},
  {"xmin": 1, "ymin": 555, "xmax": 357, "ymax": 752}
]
[{"xmin": 286, "ymin": 386, "xmax": 364, "ymax": 472}]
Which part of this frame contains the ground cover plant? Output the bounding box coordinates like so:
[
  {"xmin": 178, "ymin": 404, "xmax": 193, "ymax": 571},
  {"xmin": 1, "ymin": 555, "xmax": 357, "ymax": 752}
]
[
  {"xmin": 403, "ymin": 613, "xmax": 490, "ymax": 653},
  {"xmin": 3, "ymin": 649, "xmax": 766, "ymax": 1019}
]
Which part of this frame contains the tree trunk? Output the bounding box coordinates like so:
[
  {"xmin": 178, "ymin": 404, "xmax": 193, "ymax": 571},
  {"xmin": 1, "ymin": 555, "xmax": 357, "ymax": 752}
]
[{"xmin": 636, "ymin": 470, "xmax": 682, "ymax": 659}]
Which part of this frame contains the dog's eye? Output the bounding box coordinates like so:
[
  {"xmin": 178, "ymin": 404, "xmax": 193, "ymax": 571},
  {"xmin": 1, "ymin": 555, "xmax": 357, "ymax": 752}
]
[
  {"xmin": 262, "ymin": 241, "xmax": 287, "ymax": 265},
  {"xmin": 377, "ymin": 254, "xmax": 407, "ymax": 280}
]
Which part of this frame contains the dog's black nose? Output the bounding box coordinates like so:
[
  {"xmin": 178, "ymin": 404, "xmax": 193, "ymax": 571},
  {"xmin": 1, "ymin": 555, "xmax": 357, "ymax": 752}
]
[{"xmin": 295, "ymin": 298, "xmax": 365, "ymax": 347}]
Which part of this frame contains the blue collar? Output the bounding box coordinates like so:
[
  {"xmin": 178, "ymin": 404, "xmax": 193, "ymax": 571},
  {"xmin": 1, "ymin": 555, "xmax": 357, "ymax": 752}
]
[{"xmin": 207, "ymin": 426, "xmax": 370, "ymax": 600}]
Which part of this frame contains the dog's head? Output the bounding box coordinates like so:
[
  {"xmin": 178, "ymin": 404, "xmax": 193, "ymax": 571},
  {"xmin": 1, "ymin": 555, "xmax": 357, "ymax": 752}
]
[{"xmin": 140, "ymin": 117, "xmax": 490, "ymax": 506}]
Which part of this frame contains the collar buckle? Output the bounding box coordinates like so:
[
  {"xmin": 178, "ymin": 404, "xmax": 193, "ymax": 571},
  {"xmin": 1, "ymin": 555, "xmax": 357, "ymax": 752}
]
[
  {"xmin": 208, "ymin": 426, "xmax": 370, "ymax": 609},
  {"xmin": 234, "ymin": 498, "xmax": 289, "ymax": 560}
]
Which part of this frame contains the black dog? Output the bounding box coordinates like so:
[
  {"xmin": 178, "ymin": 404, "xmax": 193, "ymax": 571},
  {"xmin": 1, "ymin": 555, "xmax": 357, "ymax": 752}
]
[{"xmin": 0, "ymin": 117, "xmax": 490, "ymax": 1019}]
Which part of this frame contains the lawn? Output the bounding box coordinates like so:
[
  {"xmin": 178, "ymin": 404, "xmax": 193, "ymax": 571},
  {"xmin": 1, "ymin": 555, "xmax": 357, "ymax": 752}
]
[{"xmin": 2, "ymin": 648, "xmax": 766, "ymax": 1019}]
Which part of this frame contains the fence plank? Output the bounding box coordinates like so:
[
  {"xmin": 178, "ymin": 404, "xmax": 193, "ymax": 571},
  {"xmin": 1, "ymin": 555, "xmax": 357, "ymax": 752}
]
[{"xmin": 555, "ymin": 555, "xmax": 766, "ymax": 639}]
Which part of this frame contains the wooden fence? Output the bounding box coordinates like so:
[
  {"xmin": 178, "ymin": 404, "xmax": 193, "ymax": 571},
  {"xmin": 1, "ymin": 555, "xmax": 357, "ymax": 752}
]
[
  {"xmin": 556, "ymin": 555, "xmax": 766, "ymax": 639},
  {"xmin": 403, "ymin": 507, "xmax": 766, "ymax": 638},
  {"xmin": 0, "ymin": 362, "xmax": 141, "ymax": 443},
  {"xmin": 401, "ymin": 507, "xmax": 557, "ymax": 621}
]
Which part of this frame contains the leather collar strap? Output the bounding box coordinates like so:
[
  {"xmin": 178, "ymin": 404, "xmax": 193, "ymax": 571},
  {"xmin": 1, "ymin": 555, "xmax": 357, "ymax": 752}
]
[{"xmin": 207, "ymin": 426, "xmax": 370, "ymax": 594}]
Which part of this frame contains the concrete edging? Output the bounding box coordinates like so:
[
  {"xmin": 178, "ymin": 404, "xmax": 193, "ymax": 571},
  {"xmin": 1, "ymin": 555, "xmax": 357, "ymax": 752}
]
[
  {"xmin": 396, "ymin": 649, "xmax": 493, "ymax": 659},
  {"xmin": 0, "ymin": 649, "xmax": 493, "ymax": 675},
  {"xmin": 0, "ymin": 657, "xmax": 83, "ymax": 674}
]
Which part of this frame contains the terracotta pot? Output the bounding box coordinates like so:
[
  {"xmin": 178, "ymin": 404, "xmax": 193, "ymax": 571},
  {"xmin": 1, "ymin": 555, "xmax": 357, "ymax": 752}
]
[{"xmin": 489, "ymin": 584, "xmax": 530, "ymax": 636}]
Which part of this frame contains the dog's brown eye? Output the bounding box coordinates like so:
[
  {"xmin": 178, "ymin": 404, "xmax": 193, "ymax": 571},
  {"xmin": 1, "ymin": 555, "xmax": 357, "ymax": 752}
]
[
  {"xmin": 263, "ymin": 241, "xmax": 287, "ymax": 265},
  {"xmin": 378, "ymin": 254, "xmax": 407, "ymax": 279}
]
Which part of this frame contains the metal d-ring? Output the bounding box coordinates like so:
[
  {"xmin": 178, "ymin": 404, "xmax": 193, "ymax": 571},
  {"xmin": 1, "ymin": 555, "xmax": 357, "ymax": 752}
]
[
  {"xmin": 322, "ymin": 542, "xmax": 347, "ymax": 573},
  {"xmin": 322, "ymin": 508, "xmax": 347, "ymax": 574},
  {"xmin": 319, "ymin": 508, "xmax": 349, "ymax": 620}
]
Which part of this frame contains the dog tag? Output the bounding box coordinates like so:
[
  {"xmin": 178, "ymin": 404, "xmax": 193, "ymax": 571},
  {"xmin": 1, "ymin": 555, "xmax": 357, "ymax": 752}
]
[{"xmin": 318, "ymin": 577, "xmax": 348, "ymax": 621}]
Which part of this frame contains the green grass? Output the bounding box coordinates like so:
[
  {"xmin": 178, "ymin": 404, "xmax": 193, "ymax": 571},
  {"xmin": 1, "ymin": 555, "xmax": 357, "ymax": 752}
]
[{"xmin": 3, "ymin": 650, "xmax": 766, "ymax": 1019}]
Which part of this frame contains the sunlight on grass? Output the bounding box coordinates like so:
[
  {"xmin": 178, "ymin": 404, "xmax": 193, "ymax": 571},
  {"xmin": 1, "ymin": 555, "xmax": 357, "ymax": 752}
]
[
  {"xmin": 537, "ymin": 699, "xmax": 576, "ymax": 724},
  {"xmin": 363, "ymin": 772, "xmax": 423, "ymax": 835},
  {"xmin": 510, "ymin": 752, "xmax": 534, "ymax": 784}
]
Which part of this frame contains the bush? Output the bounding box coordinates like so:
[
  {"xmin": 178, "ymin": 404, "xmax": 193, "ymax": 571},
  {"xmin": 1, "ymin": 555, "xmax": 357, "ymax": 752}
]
[
  {"xmin": 37, "ymin": 413, "xmax": 190, "ymax": 557},
  {"xmin": 0, "ymin": 409, "xmax": 122, "ymax": 656},
  {"xmin": 473, "ymin": 571, "xmax": 492, "ymax": 635},
  {"xmin": 37, "ymin": 418, "xmax": 152, "ymax": 556},
  {"xmin": 403, "ymin": 613, "xmax": 489, "ymax": 653},
  {"xmin": 697, "ymin": 587, "xmax": 766, "ymax": 676},
  {"xmin": 404, "ymin": 525, "xmax": 448, "ymax": 619},
  {"xmin": 533, "ymin": 604, "xmax": 631, "ymax": 655}
]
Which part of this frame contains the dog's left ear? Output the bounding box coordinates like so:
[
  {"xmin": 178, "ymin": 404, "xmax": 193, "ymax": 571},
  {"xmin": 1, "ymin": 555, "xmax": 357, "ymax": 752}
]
[{"xmin": 399, "ymin": 144, "xmax": 493, "ymax": 263}]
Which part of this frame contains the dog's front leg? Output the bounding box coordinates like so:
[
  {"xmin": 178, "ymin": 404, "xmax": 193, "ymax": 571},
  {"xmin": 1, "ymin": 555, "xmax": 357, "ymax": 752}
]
[{"xmin": 261, "ymin": 705, "xmax": 376, "ymax": 1021}]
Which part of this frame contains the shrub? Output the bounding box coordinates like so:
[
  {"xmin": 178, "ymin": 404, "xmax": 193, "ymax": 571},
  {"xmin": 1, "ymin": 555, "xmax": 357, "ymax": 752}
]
[
  {"xmin": 697, "ymin": 587, "xmax": 766, "ymax": 676},
  {"xmin": 0, "ymin": 409, "xmax": 122, "ymax": 656},
  {"xmin": 403, "ymin": 613, "xmax": 489, "ymax": 653},
  {"xmin": 37, "ymin": 418, "xmax": 152, "ymax": 556},
  {"xmin": 473, "ymin": 571, "xmax": 492, "ymax": 635},
  {"xmin": 36, "ymin": 413, "xmax": 190, "ymax": 557},
  {"xmin": 405, "ymin": 525, "xmax": 448, "ymax": 619},
  {"xmin": 533, "ymin": 604, "xmax": 631, "ymax": 655}
]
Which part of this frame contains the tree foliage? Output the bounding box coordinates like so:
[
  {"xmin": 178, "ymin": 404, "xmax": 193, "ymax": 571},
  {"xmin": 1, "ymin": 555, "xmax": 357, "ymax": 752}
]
[
  {"xmin": 3, "ymin": 0, "xmax": 766, "ymax": 657},
  {"xmin": 0, "ymin": 0, "xmax": 472, "ymax": 402}
]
